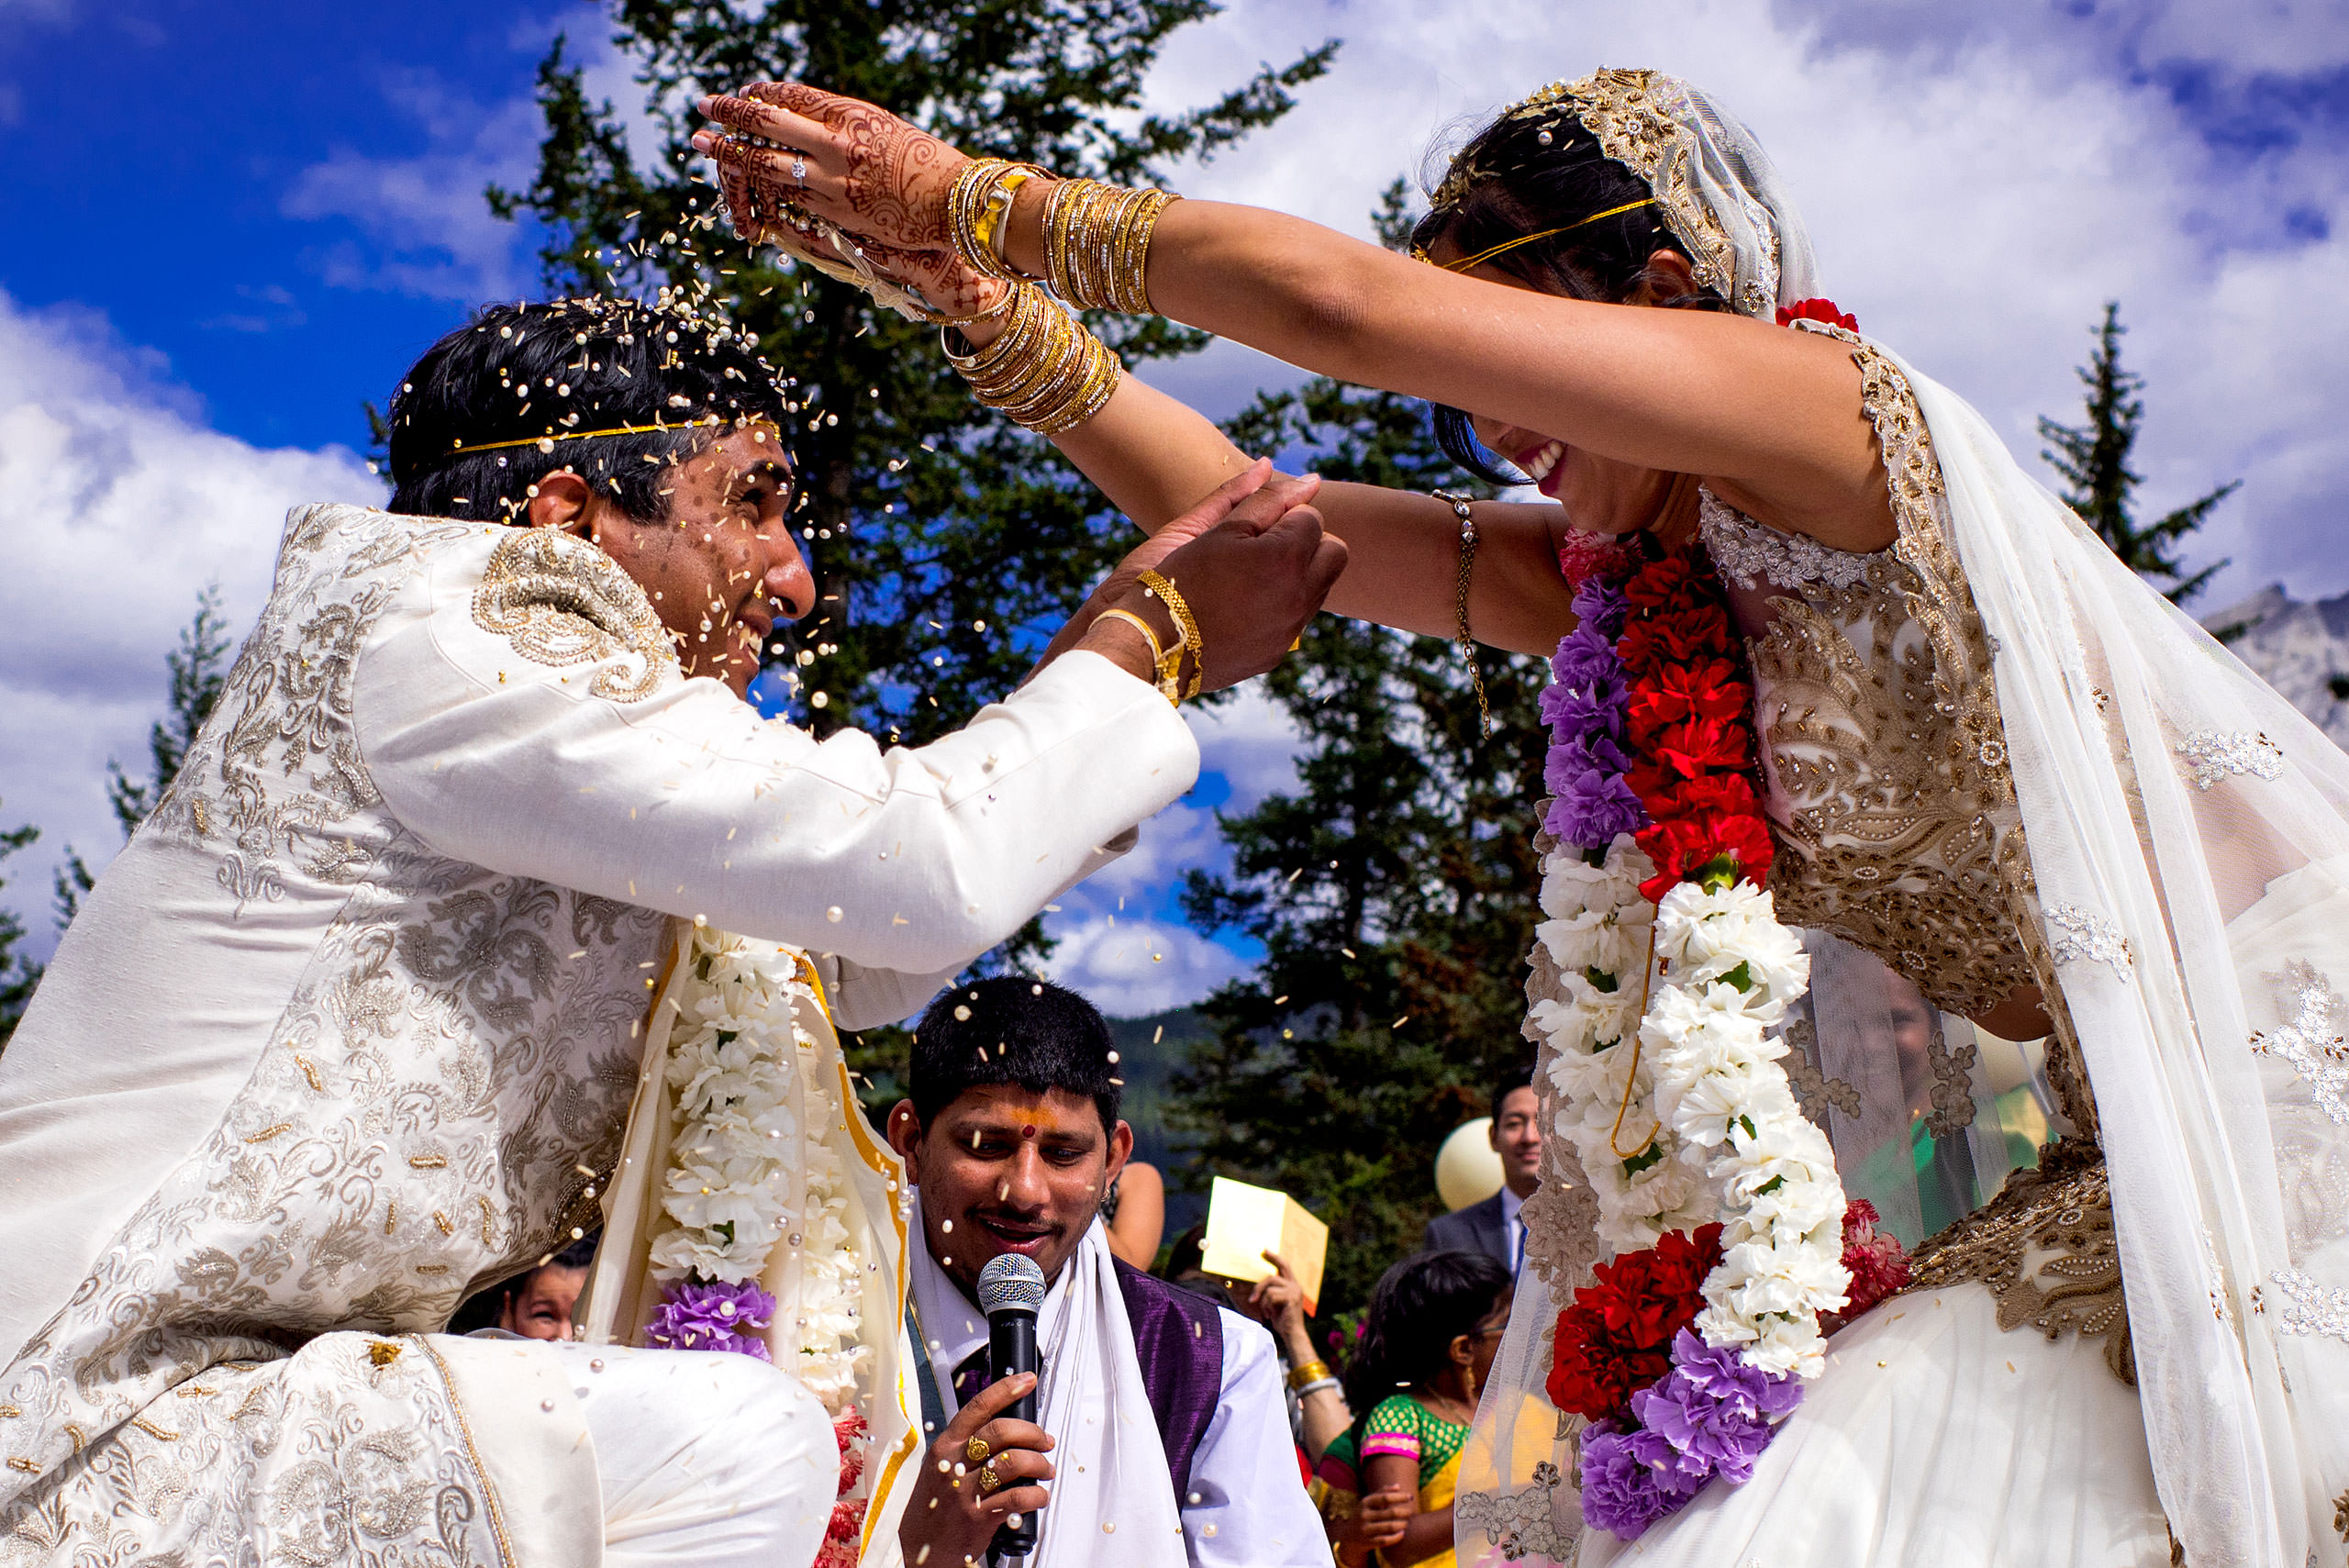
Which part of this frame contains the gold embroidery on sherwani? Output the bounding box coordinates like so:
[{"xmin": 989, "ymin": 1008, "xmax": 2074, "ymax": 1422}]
[
  {"xmin": 0, "ymin": 506, "xmax": 667, "ymax": 1563},
  {"xmin": 471, "ymin": 527, "xmax": 675, "ymax": 702}
]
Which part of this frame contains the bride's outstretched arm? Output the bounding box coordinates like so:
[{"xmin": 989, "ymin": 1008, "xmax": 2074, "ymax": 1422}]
[
  {"xmin": 1012, "ymin": 195, "xmax": 1893, "ymax": 556},
  {"xmin": 1052, "ymin": 371, "xmax": 1579, "ymax": 655},
  {"xmin": 694, "ymin": 83, "xmax": 1894, "ymax": 558}
]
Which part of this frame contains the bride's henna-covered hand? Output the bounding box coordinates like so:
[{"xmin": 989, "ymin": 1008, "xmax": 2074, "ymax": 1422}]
[{"xmin": 693, "ymin": 83, "xmax": 1009, "ymax": 318}]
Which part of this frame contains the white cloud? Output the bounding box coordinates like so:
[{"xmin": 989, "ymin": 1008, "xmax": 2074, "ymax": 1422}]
[
  {"xmin": 282, "ymin": 71, "xmax": 547, "ymax": 303},
  {"xmin": 1187, "ymin": 682, "xmax": 1303, "ymax": 814},
  {"xmin": 1041, "ymin": 913, "xmax": 1250, "ymax": 1017},
  {"xmin": 278, "ymin": 28, "xmax": 691, "ymax": 306},
  {"xmin": 1132, "ymin": 0, "xmax": 2349, "ymax": 608},
  {"xmin": 0, "ymin": 291, "xmax": 381, "ymax": 953}
]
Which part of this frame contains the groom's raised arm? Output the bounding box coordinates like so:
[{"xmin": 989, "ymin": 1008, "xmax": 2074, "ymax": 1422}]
[{"xmin": 353, "ymin": 525, "xmax": 1197, "ymax": 1017}]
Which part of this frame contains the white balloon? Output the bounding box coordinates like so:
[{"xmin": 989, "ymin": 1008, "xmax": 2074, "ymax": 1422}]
[{"xmin": 1434, "ymin": 1118, "xmax": 1505, "ymax": 1213}]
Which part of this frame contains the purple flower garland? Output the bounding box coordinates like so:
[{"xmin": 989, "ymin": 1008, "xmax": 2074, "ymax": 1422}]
[
  {"xmin": 1577, "ymin": 1330, "xmax": 1801, "ymax": 1537},
  {"xmin": 1541, "ymin": 573, "xmax": 1649, "ymax": 851},
  {"xmin": 645, "ymin": 1277, "xmax": 777, "ymax": 1359},
  {"xmin": 1540, "ymin": 551, "xmax": 1810, "ymax": 1536}
]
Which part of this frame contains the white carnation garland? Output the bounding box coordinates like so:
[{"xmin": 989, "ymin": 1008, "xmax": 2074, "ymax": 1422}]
[
  {"xmin": 643, "ymin": 923, "xmax": 873, "ymax": 1410},
  {"xmin": 1530, "ymin": 834, "xmax": 1849, "ymax": 1379}
]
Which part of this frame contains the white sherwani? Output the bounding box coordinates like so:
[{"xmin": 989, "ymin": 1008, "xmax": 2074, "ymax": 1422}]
[{"xmin": 0, "ymin": 504, "xmax": 1198, "ymax": 1564}]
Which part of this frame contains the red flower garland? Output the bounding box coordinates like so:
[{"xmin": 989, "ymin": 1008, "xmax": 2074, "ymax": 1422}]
[
  {"xmin": 1776, "ymin": 298, "xmax": 1858, "ymax": 331},
  {"xmin": 1547, "ymin": 1225, "xmax": 1724, "ymax": 1421},
  {"xmin": 1615, "ymin": 544, "xmax": 1775, "ymax": 902}
]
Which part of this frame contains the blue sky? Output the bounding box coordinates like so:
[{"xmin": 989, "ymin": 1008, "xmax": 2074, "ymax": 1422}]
[{"xmin": 6, "ymin": 0, "xmax": 2349, "ymax": 1009}]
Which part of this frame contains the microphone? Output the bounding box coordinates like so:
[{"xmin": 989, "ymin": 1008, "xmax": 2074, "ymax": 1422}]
[{"xmin": 975, "ymin": 1251, "xmax": 1048, "ymax": 1563}]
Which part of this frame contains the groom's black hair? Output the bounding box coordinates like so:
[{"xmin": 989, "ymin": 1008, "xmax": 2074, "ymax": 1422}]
[
  {"xmin": 385, "ymin": 295, "xmax": 792, "ymax": 525},
  {"xmin": 1410, "ymin": 108, "xmax": 1731, "ymax": 485},
  {"xmin": 908, "ymin": 976, "xmax": 1121, "ymax": 1135}
]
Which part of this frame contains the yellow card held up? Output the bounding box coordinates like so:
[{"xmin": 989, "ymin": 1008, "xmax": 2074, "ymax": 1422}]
[{"xmin": 1201, "ymin": 1175, "xmax": 1330, "ymax": 1316}]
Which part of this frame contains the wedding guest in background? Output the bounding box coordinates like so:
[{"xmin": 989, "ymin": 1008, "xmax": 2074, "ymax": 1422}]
[
  {"xmin": 1421, "ymin": 1066, "xmax": 1542, "ymax": 1275},
  {"xmin": 1338, "ymin": 1251, "xmax": 1513, "ymax": 1568},
  {"xmin": 889, "ymin": 977, "xmax": 1325, "ymax": 1567},
  {"xmin": 447, "ymin": 1235, "xmax": 597, "ymax": 1340},
  {"xmin": 1103, "ymin": 1157, "xmax": 1165, "ymax": 1268}
]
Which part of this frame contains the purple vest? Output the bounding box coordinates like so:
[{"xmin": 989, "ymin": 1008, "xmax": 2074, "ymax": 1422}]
[{"xmin": 1113, "ymin": 1257, "xmax": 1226, "ymax": 1499}]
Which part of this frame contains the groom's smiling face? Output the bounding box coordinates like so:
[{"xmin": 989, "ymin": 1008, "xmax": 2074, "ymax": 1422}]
[{"xmin": 890, "ymin": 1084, "xmax": 1133, "ymax": 1296}]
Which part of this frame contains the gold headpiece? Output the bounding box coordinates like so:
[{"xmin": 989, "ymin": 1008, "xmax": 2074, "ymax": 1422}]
[
  {"xmin": 1411, "ymin": 197, "xmax": 1658, "ymax": 271},
  {"xmin": 445, "ymin": 416, "xmax": 732, "ymax": 458},
  {"xmin": 1428, "ymin": 77, "xmax": 1590, "ymax": 212}
]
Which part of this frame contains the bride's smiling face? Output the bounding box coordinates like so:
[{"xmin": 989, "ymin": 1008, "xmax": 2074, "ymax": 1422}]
[{"xmin": 1431, "ymin": 243, "xmax": 1701, "ymax": 538}]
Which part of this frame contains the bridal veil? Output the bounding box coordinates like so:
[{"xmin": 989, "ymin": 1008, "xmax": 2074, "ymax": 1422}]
[{"xmin": 1453, "ymin": 67, "xmax": 2349, "ymax": 1568}]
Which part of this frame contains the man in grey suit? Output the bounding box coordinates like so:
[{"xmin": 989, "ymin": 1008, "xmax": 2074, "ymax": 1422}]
[{"xmin": 1421, "ymin": 1067, "xmax": 1543, "ymax": 1275}]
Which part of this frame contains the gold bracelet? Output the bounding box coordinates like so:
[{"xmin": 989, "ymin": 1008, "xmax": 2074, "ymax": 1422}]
[
  {"xmin": 947, "ymin": 159, "xmax": 1044, "ymax": 282},
  {"xmin": 1096, "ymin": 607, "xmax": 1185, "ymax": 706},
  {"xmin": 1434, "ymin": 489, "xmax": 1491, "ymax": 739},
  {"xmin": 1135, "ymin": 569, "xmax": 1203, "ymax": 699},
  {"xmin": 1036, "ymin": 177, "xmax": 1180, "ymax": 313},
  {"xmin": 941, "ymin": 282, "xmax": 1122, "ymax": 435},
  {"xmin": 976, "ymin": 168, "xmax": 1035, "ymax": 270},
  {"xmin": 1286, "ymin": 1359, "xmax": 1332, "ymax": 1391}
]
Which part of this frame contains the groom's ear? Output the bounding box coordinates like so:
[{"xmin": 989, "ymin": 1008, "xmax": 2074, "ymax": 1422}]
[{"xmin": 525, "ymin": 469, "xmax": 600, "ymax": 536}]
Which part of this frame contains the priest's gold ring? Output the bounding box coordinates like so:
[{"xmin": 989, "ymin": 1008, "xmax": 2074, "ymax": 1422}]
[
  {"xmin": 978, "ymin": 1463, "xmax": 1002, "ymax": 1494},
  {"xmin": 964, "ymin": 1436, "xmax": 991, "ymax": 1465}
]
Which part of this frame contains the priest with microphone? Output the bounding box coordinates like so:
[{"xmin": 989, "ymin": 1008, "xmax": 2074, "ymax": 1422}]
[{"xmin": 884, "ymin": 978, "xmax": 1326, "ymax": 1567}]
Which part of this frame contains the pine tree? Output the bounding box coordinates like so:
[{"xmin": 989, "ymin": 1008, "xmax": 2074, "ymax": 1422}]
[
  {"xmin": 2039, "ymin": 302, "xmax": 2238, "ymax": 606},
  {"xmin": 1171, "ymin": 181, "xmax": 1553, "ymax": 1318},
  {"xmin": 0, "ymin": 815, "xmax": 42, "ymax": 1051},
  {"xmin": 51, "ymin": 588, "xmax": 233, "ymax": 927},
  {"xmin": 485, "ymin": 0, "xmax": 1333, "ymax": 1009}
]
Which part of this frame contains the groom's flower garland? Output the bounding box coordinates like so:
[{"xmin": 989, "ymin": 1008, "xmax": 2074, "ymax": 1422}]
[
  {"xmin": 1526, "ymin": 534, "xmax": 1854, "ymax": 1539},
  {"xmin": 641, "ymin": 924, "xmax": 874, "ymax": 1556}
]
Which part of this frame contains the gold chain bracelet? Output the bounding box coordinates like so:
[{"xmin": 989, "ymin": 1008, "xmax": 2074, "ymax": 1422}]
[
  {"xmin": 1134, "ymin": 569, "xmax": 1204, "ymax": 700},
  {"xmin": 1095, "ymin": 607, "xmax": 1186, "ymax": 706},
  {"xmin": 1434, "ymin": 490, "xmax": 1491, "ymax": 739}
]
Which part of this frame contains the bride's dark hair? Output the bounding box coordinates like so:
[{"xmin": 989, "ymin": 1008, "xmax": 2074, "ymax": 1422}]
[{"xmin": 1412, "ymin": 107, "xmax": 1731, "ymax": 484}]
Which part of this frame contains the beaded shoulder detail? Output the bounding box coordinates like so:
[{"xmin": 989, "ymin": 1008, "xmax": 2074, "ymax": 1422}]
[
  {"xmin": 1698, "ymin": 493, "xmax": 1880, "ymax": 593},
  {"xmin": 1718, "ymin": 328, "xmax": 2041, "ymax": 1026}
]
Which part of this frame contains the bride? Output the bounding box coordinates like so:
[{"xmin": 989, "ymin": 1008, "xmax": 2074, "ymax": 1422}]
[{"xmin": 691, "ymin": 68, "xmax": 2348, "ymax": 1568}]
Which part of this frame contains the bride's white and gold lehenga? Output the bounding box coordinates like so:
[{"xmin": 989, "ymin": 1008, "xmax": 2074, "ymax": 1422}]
[{"xmin": 1454, "ymin": 71, "xmax": 2349, "ymax": 1568}]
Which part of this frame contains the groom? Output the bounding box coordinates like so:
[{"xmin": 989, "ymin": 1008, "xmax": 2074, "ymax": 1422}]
[
  {"xmin": 0, "ymin": 294, "xmax": 1341, "ymax": 1565},
  {"xmin": 887, "ymin": 977, "xmax": 1326, "ymax": 1568}
]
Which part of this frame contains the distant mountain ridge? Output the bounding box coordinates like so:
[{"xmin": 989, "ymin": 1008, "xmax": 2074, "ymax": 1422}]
[{"xmin": 2202, "ymin": 584, "xmax": 2349, "ymax": 750}]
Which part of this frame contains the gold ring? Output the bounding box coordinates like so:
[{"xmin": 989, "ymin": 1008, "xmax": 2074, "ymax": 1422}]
[
  {"xmin": 978, "ymin": 1462, "xmax": 1001, "ymax": 1494},
  {"xmin": 964, "ymin": 1436, "xmax": 991, "ymax": 1464}
]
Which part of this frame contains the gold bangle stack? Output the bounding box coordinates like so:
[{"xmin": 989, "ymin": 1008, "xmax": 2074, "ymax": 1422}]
[
  {"xmin": 941, "ymin": 281, "xmax": 1121, "ymax": 435},
  {"xmin": 1040, "ymin": 178, "xmax": 1178, "ymax": 313},
  {"xmin": 1134, "ymin": 569, "xmax": 1204, "ymax": 701},
  {"xmin": 947, "ymin": 158, "xmax": 1044, "ymax": 282}
]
